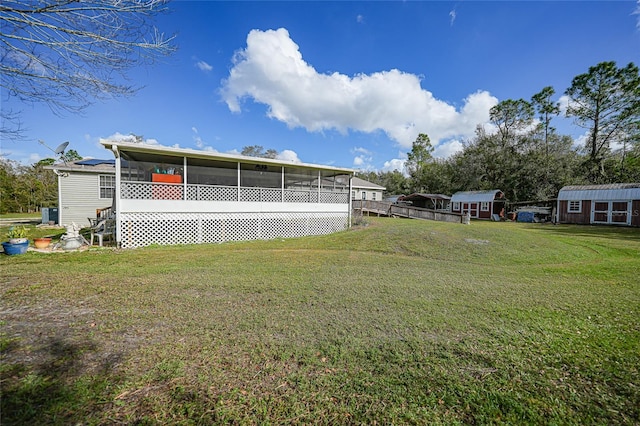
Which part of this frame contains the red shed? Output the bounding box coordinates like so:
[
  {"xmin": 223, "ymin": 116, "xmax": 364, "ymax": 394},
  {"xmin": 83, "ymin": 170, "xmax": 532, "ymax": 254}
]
[
  {"xmin": 557, "ymin": 183, "xmax": 640, "ymax": 226},
  {"xmin": 451, "ymin": 190, "xmax": 505, "ymax": 220}
]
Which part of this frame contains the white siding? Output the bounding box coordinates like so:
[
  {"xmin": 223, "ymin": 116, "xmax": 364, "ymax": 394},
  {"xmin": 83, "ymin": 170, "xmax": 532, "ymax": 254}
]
[{"xmin": 59, "ymin": 173, "xmax": 112, "ymax": 227}]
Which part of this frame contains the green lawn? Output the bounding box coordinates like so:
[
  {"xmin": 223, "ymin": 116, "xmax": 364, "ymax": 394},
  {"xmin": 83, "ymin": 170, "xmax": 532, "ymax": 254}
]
[{"xmin": 1, "ymin": 218, "xmax": 639, "ymax": 425}]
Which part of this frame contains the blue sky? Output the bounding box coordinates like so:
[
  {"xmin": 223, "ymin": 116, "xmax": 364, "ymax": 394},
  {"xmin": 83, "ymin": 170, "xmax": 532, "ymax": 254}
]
[{"xmin": 2, "ymin": 0, "xmax": 639, "ymax": 172}]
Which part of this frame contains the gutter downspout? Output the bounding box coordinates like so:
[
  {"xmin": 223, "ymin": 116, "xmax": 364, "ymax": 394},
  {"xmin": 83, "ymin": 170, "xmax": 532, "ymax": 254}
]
[
  {"xmin": 112, "ymin": 145, "xmax": 121, "ymax": 247},
  {"xmin": 348, "ymin": 174, "xmax": 353, "ymax": 228},
  {"xmin": 57, "ymin": 173, "xmax": 63, "ymax": 225}
]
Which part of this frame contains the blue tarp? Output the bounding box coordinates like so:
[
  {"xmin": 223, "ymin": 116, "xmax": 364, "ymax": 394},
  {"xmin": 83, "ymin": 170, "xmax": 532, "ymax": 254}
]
[{"xmin": 517, "ymin": 211, "xmax": 535, "ymax": 223}]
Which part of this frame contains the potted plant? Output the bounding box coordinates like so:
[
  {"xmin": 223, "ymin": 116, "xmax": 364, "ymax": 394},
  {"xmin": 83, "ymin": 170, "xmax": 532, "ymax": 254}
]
[
  {"xmin": 34, "ymin": 237, "xmax": 52, "ymax": 249},
  {"xmin": 3, "ymin": 226, "xmax": 30, "ymax": 255},
  {"xmin": 7, "ymin": 226, "xmax": 28, "ymax": 243}
]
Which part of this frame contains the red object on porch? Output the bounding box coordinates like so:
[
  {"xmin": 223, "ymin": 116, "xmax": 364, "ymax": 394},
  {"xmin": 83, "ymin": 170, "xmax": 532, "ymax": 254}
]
[{"xmin": 152, "ymin": 173, "xmax": 182, "ymax": 183}]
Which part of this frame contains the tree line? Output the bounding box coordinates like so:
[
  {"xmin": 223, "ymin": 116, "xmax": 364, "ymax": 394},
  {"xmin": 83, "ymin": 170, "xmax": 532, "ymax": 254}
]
[
  {"xmin": 0, "ymin": 150, "xmax": 81, "ymax": 214},
  {"xmin": 358, "ymin": 61, "xmax": 640, "ymax": 203},
  {"xmin": 2, "ymin": 61, "xmax": 637, "ymax": 213}
]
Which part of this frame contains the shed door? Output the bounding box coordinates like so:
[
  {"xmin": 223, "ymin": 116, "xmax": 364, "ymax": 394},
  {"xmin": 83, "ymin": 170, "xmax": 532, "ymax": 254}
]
[
  {"xmin": 592, "ymin": 201, "xmax": 609, "ymax": 223},
  {"xmin": 591, "ymin": 201, "xmax": 630, "ymax": 225},
  {"xmin": 463, "ymin": 203, "xmax": 478, "ymax": 218},
  {"xmin": 611, "ymin": 201, "xmax": 630, "ymax": 224}
]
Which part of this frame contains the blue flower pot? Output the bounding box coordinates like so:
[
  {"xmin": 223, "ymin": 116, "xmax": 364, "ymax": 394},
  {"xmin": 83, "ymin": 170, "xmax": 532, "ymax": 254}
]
[{"xmin": 2, "ymin": 240, "xmax": 29, "ymax": 255}]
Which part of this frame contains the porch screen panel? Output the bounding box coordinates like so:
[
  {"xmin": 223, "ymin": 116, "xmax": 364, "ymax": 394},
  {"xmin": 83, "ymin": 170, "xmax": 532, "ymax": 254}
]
[
  {"xmin": 186, "ymin": 158, "xmax": 237, "ymax": 186},
  {"xmin": 240, "ymin": 163, "xmax": 281, "ymax": 188},
  {"xmin": 284, "ymin": 167, "xmax": 316, "ymax": 202},
  {"xmin": 319, "ymin": 172, "xmax": 350, "ymax": 203},
  {"xmin": 120, "ymin": 152, "xmax": 183, "ymax": 182}
]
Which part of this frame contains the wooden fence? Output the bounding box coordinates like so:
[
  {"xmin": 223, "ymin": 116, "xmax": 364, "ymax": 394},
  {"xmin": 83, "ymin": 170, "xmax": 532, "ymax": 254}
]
[{"xmin": 353, "ymin": 200, "xmax": 466, "ymax": 224}]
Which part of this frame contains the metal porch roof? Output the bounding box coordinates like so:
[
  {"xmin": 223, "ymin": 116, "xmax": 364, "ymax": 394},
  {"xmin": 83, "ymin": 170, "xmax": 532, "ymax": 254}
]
[
  {"xmin": 100, "ymin": 139, "xmax": 354, "ymax": 174},
  {"xmin": 558, "ymin": 183, "xmax": 640, "ymax": 201}
]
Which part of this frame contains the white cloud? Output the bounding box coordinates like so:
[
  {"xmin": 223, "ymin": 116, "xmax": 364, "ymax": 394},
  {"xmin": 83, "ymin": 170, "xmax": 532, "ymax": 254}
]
[
  {"xmin": 449, "ymin": 9, "xmax": 457, "ymax": 26},
  {"xmin": 351, "ymin": 146, "xmax": 372, "ymax": 156},
  {"xmin": 276, "ymin": 149, "xmax": 301, "ymax": 163},
  {"xmin": 104, "ymin": 132, "xmax": 159, "ymax": 145},
  {"xmin": 558, "ymin": 94, "xmax": 571, "ymax": 115},
  {"xmin": 221, "ymin": 28, "xmax": 498, "ymax": 150},
  {"xmin": 356, "ymin": 14, "xmax": 365, "ymax": 24},
  {"xmin": 195, "ymin": 60, "xmax": 213, "ymax": 72},
  {"xmin": 433, "ymin": 139, "xmax": 464, "ymax": 158},
  {"xmin": 634, "ymin": 0, "xmax": 640, "ymax": 29},
  {"xmin": 382, "ymin": 158, "xmax": 406, "ymax": 174},
  {"xmin": 192, "ymin": 127, "xmax": 205, "ymax": 148}
]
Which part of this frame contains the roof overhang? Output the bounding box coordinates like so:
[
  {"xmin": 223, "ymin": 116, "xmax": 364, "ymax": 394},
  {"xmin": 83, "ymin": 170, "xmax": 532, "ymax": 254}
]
[
  {"xmin": 101, "ymin": 139, "xmax": 354, "ymax": 174},
  {"xmin": 400, "ymin": 193, "xmax": 451, "ymax": 202}
]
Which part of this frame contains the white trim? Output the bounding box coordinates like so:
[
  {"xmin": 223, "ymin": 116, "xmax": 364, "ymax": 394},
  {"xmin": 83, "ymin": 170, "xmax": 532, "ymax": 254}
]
[
  {"xmin": 568, "ymin": 200, "xmax": 581, "ymax": 213},
  {"xmin": 120, "ymin": 199, "xmax": 349, "ymax": 214},
  {"xmin": 113, "ymin": 145, "xmax": 121, "ymax": 246},
  {"xmin": 101, "ymin": 139, "xmax": 353, "ymax": 174},
  {"xmin": 591, "ymin": 200, "xmax": 631, "ymax": 225}
]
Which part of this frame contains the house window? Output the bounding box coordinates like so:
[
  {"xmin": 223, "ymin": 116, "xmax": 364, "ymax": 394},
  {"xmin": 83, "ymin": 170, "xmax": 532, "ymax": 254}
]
[
  {"xmin": 352, "ymin": 191, "xmax": 356, "ymax": 199},
  {"xmin": 568, "ymin": 200, "xmax": 581, "ymax": 213},
  {"xmin": 372, "ymin": 192, "xmax": 377, "ymax": 201},
  {"xmin": 361, "ymin": 192, "xmax": 367, "ymax": 200},
  {"xmin": 453, "ymin": 202, "xmax": 460, "ymax": 211},
  {"xmin": 480, "ymin": 201, "xmax": 489, "ymax": 211},
  {"xmin": 99, "ymin": 175, "xmax": 115, "ymax": 199}
]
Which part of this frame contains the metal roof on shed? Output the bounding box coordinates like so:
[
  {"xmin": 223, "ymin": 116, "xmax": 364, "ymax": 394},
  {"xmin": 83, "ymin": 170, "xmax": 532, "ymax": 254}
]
[
  {"xmin": 558, "ymin": 183, "xmax": 640, "ymax": 201},
  {"xmin": 451, "ymin": 190, "xmax": 504, "ymax": 203},
  {"xmin": 400, "ymin": 193, "xmax": 451, "ymax": 201}
]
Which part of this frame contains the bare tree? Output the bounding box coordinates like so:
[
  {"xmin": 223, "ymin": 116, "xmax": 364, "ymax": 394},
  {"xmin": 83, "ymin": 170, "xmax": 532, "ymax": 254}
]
[{"xmin": 1, "ymin": 0, "xmax": 176, "ymax": 136}]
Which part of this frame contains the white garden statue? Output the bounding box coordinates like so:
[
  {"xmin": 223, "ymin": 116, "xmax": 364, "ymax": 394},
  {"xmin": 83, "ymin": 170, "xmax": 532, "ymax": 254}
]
[{"xmin": 60, "ymin": 222, "xmax": 86, "ymax": 250}]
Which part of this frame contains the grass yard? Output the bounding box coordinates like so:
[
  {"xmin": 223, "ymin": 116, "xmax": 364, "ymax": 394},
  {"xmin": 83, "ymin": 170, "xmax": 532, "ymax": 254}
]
[{"xmin": 1, "ymin": 218, "xmax": 639, "ymax": 425}]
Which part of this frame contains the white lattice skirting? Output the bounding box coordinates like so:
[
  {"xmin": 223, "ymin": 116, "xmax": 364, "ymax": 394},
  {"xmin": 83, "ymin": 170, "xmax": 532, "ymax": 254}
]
[{"xmin": 118, "ymin": 212, "xmax": 349, "ymax": 248}]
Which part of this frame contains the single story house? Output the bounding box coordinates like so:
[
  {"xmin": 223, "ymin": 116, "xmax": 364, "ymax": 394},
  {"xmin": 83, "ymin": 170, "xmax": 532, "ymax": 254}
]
[
  {"xmin": 556, "ymin": 183, "xmax": 640, "ymax": 226},
  {"xmin": 351, "ymin": 177, "xmax": 385, "ymax": 201},
  {"xmin": 98, "ymin": 139, "xmax": 353, "ymax": 248},
  {"xmin": 46, "ymin": 159, "xmax": 116, "ymax": 227},
  {"xmin": 451, "ymin": 189, "xmax": 506, "ymax": 220},
  {"xmin": 397, "ymin": 193, "xmax": 451, "ymax": 211}
]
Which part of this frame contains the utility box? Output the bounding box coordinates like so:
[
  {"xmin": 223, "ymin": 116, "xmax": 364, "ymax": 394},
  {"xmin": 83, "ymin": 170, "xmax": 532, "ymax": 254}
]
[{"xmin": 41, "ymin": 208, "xmax": 59, "ymax": 225}]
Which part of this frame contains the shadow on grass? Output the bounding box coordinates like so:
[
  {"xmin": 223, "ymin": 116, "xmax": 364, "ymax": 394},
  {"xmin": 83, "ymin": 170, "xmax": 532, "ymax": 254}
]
[
  {"xmin": 1, "ymin": 333, "xmax": 122, "ymax": 425},
  {"xmin": 534, "ymin": 223, "xmax": 640, "ymax": 242}
]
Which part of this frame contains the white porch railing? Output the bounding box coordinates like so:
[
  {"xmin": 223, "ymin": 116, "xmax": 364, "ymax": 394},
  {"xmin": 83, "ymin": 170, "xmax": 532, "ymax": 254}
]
[{"xmin": 120, "ymin": 181, "xmax": 349, "ymax": 204}]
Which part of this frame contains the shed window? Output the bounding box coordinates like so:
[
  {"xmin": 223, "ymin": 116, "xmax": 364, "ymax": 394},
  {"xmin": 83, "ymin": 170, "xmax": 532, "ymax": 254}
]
[
  {"xmin": 568, "ymin": 200, "xmax": 581, "ymax": 213},
  {"xmin": 480, "ymin": 201, "xmax": 490, "ymax": 211},
  {"xmin": 453, "ymin": 202, "xmax": 460, "ymax": 211},
  {"xmin": 99, "ymin": 175, "xmax": 115, "ymax": 199}
]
